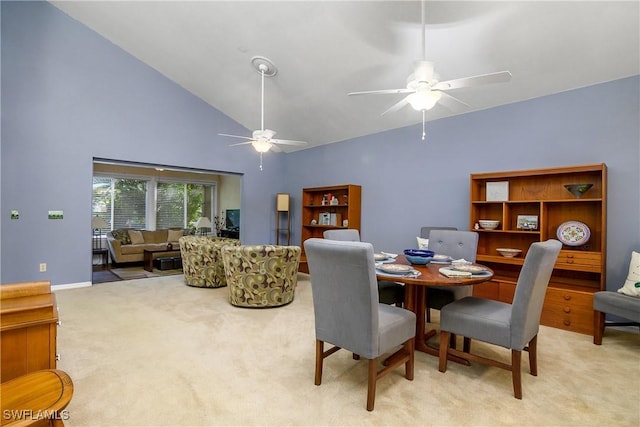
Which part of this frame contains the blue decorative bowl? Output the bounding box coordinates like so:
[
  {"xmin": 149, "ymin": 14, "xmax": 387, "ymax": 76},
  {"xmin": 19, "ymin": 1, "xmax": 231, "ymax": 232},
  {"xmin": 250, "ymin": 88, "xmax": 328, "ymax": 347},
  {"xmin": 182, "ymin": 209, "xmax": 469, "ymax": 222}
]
[{"xmin": 403, "ymin": 249, "xmax": 435, "ymax": 265}]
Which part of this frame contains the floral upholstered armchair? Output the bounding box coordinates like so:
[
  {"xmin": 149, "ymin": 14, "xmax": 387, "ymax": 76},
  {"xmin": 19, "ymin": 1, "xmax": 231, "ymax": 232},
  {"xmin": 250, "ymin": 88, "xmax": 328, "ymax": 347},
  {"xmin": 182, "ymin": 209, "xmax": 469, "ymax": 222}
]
[
  {"xmin": 179, "ymin": 236, "xmax": 240, "ymax": 288},
  {"xmin": 221, "ymin": 245, "xmax": 301, "ymax": 307}
]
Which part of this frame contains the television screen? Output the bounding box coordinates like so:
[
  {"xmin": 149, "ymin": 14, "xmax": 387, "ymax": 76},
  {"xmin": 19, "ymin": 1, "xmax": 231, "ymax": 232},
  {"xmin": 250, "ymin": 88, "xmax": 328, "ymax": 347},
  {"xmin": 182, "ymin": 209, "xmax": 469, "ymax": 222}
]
[{"xmin": 225, "ymin": 209, "xmax": 240, "ymax": 231}]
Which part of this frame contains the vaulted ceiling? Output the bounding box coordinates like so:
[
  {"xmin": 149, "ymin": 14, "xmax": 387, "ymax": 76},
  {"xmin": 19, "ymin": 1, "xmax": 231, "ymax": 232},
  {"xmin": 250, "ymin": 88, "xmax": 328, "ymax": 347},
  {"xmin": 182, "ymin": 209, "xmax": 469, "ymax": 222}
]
[{"xmin": 51, "ymin": 1, "xmax": 639, "ymax": 151}]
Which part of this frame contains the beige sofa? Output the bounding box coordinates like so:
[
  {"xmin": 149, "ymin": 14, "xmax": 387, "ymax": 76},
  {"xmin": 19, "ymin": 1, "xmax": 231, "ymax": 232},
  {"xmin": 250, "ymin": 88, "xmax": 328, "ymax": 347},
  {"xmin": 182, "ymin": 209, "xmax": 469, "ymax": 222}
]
[{"xmin": 107, "ymin": 228, "xmax": 187, "ymax": 264}]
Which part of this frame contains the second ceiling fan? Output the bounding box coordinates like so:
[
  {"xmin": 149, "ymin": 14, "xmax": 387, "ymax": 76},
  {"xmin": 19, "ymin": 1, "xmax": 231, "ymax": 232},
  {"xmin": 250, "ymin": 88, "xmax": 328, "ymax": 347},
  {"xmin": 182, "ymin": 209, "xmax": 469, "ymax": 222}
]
[
  {"xmin": 348, "ymin": 1, "xmax": 512, "ymax": 140},
  {"xmin": 219, "ymin": 56, "xmax": 307, "ymax": 170}
]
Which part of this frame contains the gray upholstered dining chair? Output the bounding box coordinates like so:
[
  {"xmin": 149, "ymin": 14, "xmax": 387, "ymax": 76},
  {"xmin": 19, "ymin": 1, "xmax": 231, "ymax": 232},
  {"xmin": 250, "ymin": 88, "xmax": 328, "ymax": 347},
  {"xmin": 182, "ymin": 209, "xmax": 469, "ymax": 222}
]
[
  {"xmin": 322, "ymin": 229, "xmax": 405, "ymax": 307},
  {"xmin": 423, "ymin": 229, "xmax": 479, "ymax": 328},
  {"xmin": 323, "ymin": 228, "xmax": 361, "ymax": 242},
  {"xmin": 304, "ymin": 238, "xmax": 416, "ymax": 411},
  {"xmin": 438, "ymin": 239, "xmax": 562, "ymax": 399}
]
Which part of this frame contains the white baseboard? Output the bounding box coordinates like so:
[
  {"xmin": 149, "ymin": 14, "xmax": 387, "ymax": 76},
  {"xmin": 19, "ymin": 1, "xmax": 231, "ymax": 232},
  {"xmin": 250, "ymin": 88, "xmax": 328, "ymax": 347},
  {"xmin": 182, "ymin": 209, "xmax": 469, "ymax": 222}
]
[{"xmin": 52, "ymin": 281, "xmax": 92, "ymax": 291}]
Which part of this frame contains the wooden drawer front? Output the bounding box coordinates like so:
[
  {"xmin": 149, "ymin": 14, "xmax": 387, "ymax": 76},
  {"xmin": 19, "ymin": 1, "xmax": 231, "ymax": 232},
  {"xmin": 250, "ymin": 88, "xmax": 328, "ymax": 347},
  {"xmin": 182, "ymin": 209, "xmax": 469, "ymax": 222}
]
[
  {"xmin": 541, "ymin": 288, "xmax": 594, "ymax": 335},
  {"xmin": 498, "ymin": 282, "xmax": 516, "ymax": 303},
  {"xmin": 473, "ymin": 280, "xmax": 499, "ymax": 299},
  {"xmin": 0, "ymin": 323, "xmax": 57, "ymax": 382},
  {"xmin": 555, "ymin": 251, "xmax": 601, "ymax": 272}
]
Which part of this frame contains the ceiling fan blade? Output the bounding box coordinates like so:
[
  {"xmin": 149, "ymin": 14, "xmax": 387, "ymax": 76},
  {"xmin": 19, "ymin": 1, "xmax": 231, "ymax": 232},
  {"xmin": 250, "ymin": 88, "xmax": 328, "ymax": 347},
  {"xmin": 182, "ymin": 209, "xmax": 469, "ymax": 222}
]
[
  {"xmin": 381, "ymin": 95, "xmax": 410, "ymax": 116},
  {"xmin": 272, "ymin": 138, "xmax": 308, "ymax": 146},
  {"xmin": 228, "ymin": 141, "xmax": 254, "ymax": 147},
  {"xmin": 348, "ymin": 88, "xmax": 414, "ymax": 96},
  {"xmin": 219, "ymin": 133, "xmax": 253, "ymax": 141},
  {"xmin": 432, "ymin": 71, "xmax": 512, "ymax": 90},
  {"xmin": 437, "ymin": 91, "xmax": 472, "ymax": 111},
  {"xmin": 269, "ymin": 144, "xmax": 282, "ymax": 153}
]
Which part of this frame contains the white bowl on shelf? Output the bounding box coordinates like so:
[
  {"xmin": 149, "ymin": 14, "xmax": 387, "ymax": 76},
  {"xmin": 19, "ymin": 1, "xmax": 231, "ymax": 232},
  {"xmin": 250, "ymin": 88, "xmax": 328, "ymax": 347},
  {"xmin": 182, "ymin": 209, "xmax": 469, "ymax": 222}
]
[
  {"xmin": 496, "ymin": 248, "xmax": 522, "ymax": 258},
  {"xmin": 479, "ymin": 220, "xmax": 500, "ymax": 230}
]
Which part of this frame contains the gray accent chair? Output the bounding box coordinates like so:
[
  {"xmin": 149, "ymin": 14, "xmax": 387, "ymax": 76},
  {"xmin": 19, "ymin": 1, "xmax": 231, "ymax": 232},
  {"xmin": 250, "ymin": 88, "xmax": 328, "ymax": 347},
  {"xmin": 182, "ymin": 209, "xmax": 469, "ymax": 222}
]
[
  {"xmin": 322, "ymin": 229, "xmax": 405, "ymax": 307},
  {"xmin": 593, "ymin": 291, "xmax": 640, "ymax": 344},
  {"xmin": 304, "ymin": 238, "xmax": 416, "ymax": 411},
  {"xmin": 438, "ymin": 239, "xmax": 562, "ymax": 399}
]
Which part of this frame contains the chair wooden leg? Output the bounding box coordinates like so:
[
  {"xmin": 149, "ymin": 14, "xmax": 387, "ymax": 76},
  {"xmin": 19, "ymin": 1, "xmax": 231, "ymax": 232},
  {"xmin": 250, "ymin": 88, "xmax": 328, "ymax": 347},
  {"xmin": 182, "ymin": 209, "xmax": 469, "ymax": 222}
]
[
  {"xmin": 511, "ymin": 349, "xmax": 522, "ymax": 399},
  {"xmin": 594, "ymin": 310, "xmax": 605, "ymax": 345},
  {"xmin": 405, "ymin": 339, "xmax": 415, "ymax": 380},
  {"xmin": 438, "ymin": 331, "xmax": 451, "ymax": 372},
  {"xmin": 366, "ymin": 358, "xmax": 377, "ymax": 411},
  {"xmin": 315, "ymin": 340, "xmax": 324, "ymax": 385},
  {"xmin": 463, "ymin": 337, "xmax": 471, "ymax": 353},
  {"xmin": 528, "ymin": 335, "xmax": 538, "ymax": 376}
]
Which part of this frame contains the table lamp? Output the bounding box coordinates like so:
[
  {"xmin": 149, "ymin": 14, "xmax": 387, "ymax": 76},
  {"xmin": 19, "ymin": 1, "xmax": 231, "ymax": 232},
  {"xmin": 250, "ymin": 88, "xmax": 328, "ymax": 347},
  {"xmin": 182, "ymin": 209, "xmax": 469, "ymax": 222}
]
[
  {"xmin": 91, "ymin": 216, "xmax": 109, "ymax": 250},
  {"xmin": 195, "ymin": 217, "xmax": 212, "ymax": 236}
]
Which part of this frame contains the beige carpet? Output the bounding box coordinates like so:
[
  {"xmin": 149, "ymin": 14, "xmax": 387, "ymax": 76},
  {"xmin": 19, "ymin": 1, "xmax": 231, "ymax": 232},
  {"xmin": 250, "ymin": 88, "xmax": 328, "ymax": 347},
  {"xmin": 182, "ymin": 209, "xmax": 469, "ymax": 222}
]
[
  {"xmin": 55, "ymin": 274, "xmax": 639, "ymax": 426},
  {"xmin": 110, "ymin": 266, "xmax": 183, "ymax": 280}
]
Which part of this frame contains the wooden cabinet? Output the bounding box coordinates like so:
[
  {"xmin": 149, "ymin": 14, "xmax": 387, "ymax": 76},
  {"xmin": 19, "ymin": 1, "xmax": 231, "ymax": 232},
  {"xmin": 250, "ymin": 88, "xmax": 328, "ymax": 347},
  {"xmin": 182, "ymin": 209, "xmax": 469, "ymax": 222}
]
[
  {"xmin": 1, "ymin": 281, "xmax": 59, "ymax": 382},
  {"xmin": 299, "ymin": 184, "xmax": 362, "ymax": 273},
  {"xmin": 469, "ymin": 164, "xmax": 606, "ymax": 336}
]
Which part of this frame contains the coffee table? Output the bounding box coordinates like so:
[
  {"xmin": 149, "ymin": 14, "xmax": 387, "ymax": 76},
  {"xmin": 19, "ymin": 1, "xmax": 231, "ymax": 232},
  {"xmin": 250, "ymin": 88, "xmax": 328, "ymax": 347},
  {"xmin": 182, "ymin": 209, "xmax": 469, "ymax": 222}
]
[{"xmin": 143, "ymin": 248, "xmax": 181, "ymax": 272}]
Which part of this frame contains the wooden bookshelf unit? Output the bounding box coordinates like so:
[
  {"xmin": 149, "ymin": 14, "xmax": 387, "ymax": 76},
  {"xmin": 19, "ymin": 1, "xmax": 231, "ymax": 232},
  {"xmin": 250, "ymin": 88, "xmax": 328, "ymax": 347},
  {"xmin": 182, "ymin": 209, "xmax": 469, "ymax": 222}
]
[
  {"xmin": 469, "ymin": 164, "xmax": 607, "ymax": 336},
  {"xmin": 1, "ymin": 281, "xmax": 59, "ymax": 382},
  {"xmin": 299, "ymin": 184, "xmax": 361, "ymax": 273}
]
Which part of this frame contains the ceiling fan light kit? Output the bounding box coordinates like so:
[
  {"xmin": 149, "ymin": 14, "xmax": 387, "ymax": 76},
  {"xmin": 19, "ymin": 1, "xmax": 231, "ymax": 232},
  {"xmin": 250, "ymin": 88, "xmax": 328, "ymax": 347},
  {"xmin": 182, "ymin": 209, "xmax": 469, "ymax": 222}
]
[
  {"xmin": 219, "ymin": 56, "xmax": 307, "ymax": 170},
  {"xmin": 407, "ymin": 90, "xmax": 442, "ymax": 111},
  {"xmin": 347, "ymin": 0, "xmax": 511, "ymax": 141}
]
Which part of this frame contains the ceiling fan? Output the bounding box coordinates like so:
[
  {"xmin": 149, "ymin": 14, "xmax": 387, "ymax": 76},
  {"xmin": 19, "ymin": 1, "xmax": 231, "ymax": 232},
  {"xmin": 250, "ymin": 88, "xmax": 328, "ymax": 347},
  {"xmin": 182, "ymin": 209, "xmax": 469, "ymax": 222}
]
[
  {"xmin": 348, "ymin": 0, "xmax": 511, "ymax": 140},
  {"xmin": 219, "ymin": 56, "xmax": 307, "ymax": 170}
]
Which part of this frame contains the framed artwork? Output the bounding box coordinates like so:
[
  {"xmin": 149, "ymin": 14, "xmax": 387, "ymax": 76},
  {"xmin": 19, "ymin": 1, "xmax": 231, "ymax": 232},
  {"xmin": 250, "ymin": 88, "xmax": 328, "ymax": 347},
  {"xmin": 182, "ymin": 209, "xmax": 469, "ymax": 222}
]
[
  {"xmin": 486, "ymin": 181, "xmax": 509, "ymax": 201},
  {"xmin": 48, "ymin": 210, "xmax": 64, "ymax": 220},
  {"xmin": 517, "ymin": 215, "xmax": 538, "ymax": 230},
  {"xmin": 319, "ymin": 212, "xmax": 331, "ymax": 225}
]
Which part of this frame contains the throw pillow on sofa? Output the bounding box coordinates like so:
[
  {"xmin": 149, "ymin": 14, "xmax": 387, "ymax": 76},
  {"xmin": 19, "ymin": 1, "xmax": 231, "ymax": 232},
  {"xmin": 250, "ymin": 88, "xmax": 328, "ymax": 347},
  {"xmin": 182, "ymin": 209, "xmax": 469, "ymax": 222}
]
[
  {"xmin": 168, "ymin": 229, "xmax": 184, "ymax": 243},
  {"xmin": 128, "ymin": 230, "xmax": 145, "ymax": 245},
  {"xmin": 617, "ymin": 250, "xmax": 640, "ymax": 297},
  {"xmin": 112, "ymin": 229, "xmax": 131, "ymax": 245}
]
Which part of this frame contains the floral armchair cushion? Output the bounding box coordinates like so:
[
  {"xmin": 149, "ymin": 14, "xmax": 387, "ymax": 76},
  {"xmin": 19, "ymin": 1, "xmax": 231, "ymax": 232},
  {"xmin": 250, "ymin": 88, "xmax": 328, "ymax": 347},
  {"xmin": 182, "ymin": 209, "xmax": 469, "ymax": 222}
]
[
  {"xmin": 221, "ymin": 245, "xmax": 301, "ymax": 307},
  {"xmin": 179, "ymin": 236, "xmax": 240, "ymax": 288}
]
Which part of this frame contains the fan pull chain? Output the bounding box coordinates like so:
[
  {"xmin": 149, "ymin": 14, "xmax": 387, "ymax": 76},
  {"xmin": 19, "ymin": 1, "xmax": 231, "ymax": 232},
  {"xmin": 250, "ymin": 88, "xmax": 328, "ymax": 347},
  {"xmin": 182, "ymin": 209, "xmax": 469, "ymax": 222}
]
[
  {"xmin": 422, "ymin": 110, "xmax": 426, "ymax": 140},
  {"xmin": 259, "ymin": 152, "xmax": 264, "ymax": 171}
]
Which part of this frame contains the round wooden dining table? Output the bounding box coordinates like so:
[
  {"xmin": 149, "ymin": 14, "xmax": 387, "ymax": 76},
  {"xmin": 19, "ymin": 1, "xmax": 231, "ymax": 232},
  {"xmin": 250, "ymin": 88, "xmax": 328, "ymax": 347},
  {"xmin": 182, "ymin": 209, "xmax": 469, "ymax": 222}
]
[{"xmin": 377, "ymin": 256, "xmax": 494, "ymax": 363}]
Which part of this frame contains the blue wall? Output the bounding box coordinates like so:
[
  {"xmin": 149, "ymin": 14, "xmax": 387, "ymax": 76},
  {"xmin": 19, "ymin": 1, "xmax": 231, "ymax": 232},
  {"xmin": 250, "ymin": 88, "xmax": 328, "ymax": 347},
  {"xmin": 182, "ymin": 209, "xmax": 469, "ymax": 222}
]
[
  {"xmin": 1, "ymin": 1, "xmax": 285, "ymax": 285},
  {"xmin": 285, "ymin": 76, "xmax": 640, "ymax": 292},
  {"xmin": 2, "ymin": 1, "xmax": 639, "ymax": 292}
]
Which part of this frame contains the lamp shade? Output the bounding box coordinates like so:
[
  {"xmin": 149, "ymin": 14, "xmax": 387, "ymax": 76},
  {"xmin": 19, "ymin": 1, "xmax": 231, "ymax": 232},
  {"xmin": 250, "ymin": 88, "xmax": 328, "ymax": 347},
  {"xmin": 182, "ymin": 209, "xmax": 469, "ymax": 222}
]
[
  {"xmin": 195, "ymin": 217, "xmax": 212, "ymax": 228},
  {"xmin": 91, "ymin": 216, "xmax": 109, "ymax": 229}
]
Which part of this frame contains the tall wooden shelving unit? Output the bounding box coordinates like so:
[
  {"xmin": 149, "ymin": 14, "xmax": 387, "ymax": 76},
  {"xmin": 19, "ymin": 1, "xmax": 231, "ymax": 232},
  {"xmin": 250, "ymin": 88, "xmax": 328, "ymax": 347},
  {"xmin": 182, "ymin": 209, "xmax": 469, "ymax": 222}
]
[
  {"xmin": 469, "ymin": 164, "xmax": 607, "ymax": 336},
  {"xmin": 298, "ymin": 184, "xmax": 361, "ymax": 273}
]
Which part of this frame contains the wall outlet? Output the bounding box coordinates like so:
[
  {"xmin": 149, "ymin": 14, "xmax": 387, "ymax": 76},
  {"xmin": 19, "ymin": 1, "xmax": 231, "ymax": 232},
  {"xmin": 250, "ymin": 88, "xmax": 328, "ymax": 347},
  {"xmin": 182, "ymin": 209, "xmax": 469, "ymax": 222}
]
[{"xmin": 39, "ymin": 263, "xmax": 47, "ymax": 272}]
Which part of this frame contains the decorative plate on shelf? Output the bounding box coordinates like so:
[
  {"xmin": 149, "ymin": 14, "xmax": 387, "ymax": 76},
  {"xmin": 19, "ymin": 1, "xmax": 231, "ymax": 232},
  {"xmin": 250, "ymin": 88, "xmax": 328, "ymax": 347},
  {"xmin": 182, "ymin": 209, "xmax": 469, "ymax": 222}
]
[{"xmin": 556, "ymin": 221, "xmax": 591, "ymax": 246}]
